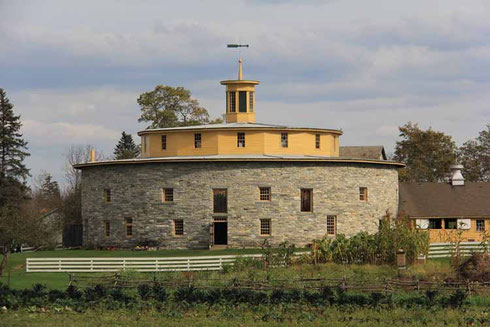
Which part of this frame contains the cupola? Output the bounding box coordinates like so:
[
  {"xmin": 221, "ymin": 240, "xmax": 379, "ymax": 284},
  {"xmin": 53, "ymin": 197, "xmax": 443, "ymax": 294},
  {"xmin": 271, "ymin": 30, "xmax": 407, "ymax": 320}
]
[{"xmin": 220, "ymin": 59, "xmax": 259, "ymax": 123}]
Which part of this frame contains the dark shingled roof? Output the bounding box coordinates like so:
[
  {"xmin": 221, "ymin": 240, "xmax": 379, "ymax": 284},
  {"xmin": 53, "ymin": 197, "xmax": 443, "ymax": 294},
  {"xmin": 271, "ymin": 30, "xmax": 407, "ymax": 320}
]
[
  {"xmin": 399, "ymin": 182, "xmax": 490, "ymax": 217},
  {"xmin": 340, "ymin": 146, "xmax": 387, "ymax": 160}
]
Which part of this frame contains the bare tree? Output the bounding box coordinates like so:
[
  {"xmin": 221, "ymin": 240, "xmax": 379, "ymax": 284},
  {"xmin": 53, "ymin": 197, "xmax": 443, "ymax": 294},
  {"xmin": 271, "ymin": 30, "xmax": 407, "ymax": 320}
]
[{"xmin": 62, "ymin": 145, "xmax": 104, "ymax": 226}]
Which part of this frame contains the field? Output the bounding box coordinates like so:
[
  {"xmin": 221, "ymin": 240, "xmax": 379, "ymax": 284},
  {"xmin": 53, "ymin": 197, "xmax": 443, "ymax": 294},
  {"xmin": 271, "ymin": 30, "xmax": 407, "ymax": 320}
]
[{"xmin": 1, "ymin": 249, "xmax": 489, "ymax": 326}]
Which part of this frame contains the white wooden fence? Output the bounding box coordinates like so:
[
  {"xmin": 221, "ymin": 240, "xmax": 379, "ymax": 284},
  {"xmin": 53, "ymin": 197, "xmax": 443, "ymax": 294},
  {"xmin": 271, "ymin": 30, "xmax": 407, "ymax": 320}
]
[
  {"xmin": 26, "ymin": 254, "xmax": 266, "ymax": 273},
  {"xmin": 428, "ymin": 242, "xmax": 489, "ymax": 258}
]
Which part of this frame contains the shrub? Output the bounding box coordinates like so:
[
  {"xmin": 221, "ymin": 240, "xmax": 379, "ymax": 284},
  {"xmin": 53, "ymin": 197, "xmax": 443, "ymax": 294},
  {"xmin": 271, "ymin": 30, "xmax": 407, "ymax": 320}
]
[
  {"xmin": 137, "ymin": 284, "xmax": 151, "ymax": 301},
  {"xmin": 48, "ymin": 289, "xmax": 66, "ymax": 302},
  {"xmin": 310, "ymin": 212, "xmax": 429, "ymax": 265},
  {"xmin": 152, "ymin": 283, "xmax": 167, "ymax": 302},
  {"xmin": 66, "ymin": 285, "xmax": 82, "ymax": 300},
  {"xmin": 447, "ymin": 289, "xmax": 468, "ymax": 308}
]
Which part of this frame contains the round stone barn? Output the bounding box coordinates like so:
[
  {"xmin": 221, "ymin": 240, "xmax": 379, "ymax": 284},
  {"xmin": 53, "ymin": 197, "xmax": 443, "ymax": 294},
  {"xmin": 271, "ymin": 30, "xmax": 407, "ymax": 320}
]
[{"xmin": 75, "ymin": 60, "xmax": 403, "ymax": 249}]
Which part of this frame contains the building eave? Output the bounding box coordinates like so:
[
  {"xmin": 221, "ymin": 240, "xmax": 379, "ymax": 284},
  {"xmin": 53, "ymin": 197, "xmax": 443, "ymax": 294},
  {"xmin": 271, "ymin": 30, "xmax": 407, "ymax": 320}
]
[{"xmin": 74, "ymin": 155, "xmax": 405, "ymax": 169}]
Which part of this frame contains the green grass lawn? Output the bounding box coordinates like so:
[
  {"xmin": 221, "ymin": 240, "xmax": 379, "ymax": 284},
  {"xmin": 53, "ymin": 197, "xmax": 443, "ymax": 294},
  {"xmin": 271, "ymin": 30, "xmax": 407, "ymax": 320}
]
[
  {"xmin": 2, "ymin": 306, "xmax": 489, "ymax": 327},
  {"xmin": 0, "ymin": 248, "xmax": 275, "ymax": 290}
]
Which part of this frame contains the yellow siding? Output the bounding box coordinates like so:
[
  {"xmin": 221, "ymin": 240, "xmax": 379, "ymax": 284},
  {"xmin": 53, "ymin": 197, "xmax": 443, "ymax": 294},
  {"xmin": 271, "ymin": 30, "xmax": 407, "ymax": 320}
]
[
  {"xmin": 142, "ymin": 129, "xmax": 340, "ymax": 158},
  {"xmin": 217, "ymin": 130, "xmax": 265, "ymax": 154},
  {"xmin": 426, "ymin": 218, "xmax": 490, "ymax": 243}
]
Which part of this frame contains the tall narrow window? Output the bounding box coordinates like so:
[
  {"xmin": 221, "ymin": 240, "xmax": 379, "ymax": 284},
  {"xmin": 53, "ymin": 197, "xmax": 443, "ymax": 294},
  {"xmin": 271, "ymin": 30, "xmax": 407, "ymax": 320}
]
[
  {"xmin": 315, "ymin": 134, "xmax": 320, "ymax": 149},
  {"xmin": 237, "ymin": 132, "xmax": 245, "ymax": 148},
  {"xmin": 229, "ymin": 92, "xmax": 236, "ymax": 112},
  {"xmin": 239, "ymin": 91, "xmax": 247, "ymax": 112},
  {"xmin": 213, "ymin": 189, "xmax": 227, "ymax": 213},
  {"xmin": 326, "ymin": 215, "xmax": 336, "ymax": 235},
  {"xmin": 163, "ymin": 188, "xmax": 174, "ymax": 202},
  {"xmin": 301, "ymin": 189, "xmax": 313, "ymax": 212},
  {"xmin": 259, "ymin": 187, "xmax": 271, "ymax": 201},
  {"xmin": 476, "ymin": 219, "xmax": 485, "ymax": 232},
  {"xmin": 104, "ymin": 221, "xmax": 110, "ymax": 237},
  {"xmin": 194, "ymin": 133, "xmax": 202, "ymax": 148},
  {"xmin": 260, "ymin": 219, "xmax": 271, "ymax": 236},
  {"xmin": 359, "ymin": 187, "xmax": 368, "ymax": 201},
  {"xmin": 173, "ymin": 219, "xmax": 184, "ymax": 236},
  {"xmin": 281, "ymin": 133, "xmax": 288, "ymax": 148},
  {"xmin": 125, "ymin": 218, "xmax": 133, "ymax": 237},
  {"xmin": 249, "ymin": 92, "xmax": 254, "ymax": 112},
  {"xmin": 161, "ymin": 135, "xmax": 167, "ymax": 150},
  {"xmin": 104, "ymin": 188, "xmax": 112, "ymax": 203}
]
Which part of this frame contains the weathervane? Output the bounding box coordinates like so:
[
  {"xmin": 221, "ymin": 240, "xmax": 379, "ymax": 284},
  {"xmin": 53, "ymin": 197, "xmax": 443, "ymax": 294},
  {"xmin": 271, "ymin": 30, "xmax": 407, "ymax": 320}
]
[{"xmin": 227, "ymin": 44, "xmax": 249, "ymax": 80}]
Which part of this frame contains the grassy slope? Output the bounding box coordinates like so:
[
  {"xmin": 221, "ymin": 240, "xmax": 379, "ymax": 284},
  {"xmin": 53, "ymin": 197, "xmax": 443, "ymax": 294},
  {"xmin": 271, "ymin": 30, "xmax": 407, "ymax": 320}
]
[{"xmin": 0, "ymin": 248, "xmax": 271, "ymax": 289}]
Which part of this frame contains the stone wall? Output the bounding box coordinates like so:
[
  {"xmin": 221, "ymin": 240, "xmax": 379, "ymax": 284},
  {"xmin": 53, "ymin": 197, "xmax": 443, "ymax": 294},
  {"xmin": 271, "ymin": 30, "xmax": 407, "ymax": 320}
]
[{"xmin": 81, "ymin": 161, "xmax": 399, "ymax": 248}]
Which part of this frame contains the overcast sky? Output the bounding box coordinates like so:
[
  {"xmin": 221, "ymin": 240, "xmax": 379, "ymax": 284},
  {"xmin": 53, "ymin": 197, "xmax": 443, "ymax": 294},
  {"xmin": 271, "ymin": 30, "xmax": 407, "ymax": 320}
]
[{"xmin": 1, "ymin": 0, "xmax": 489, "ymax": 186}]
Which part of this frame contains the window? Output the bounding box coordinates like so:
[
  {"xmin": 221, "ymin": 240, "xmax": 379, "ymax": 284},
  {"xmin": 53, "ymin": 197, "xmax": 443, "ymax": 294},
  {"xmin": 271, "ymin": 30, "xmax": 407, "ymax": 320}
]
[
  {"xmin": 239, "ymin": 91, "xmax": 247, "ymax": 112},
  {"xmin": 237, "ymin": 132, "xmax": 245, "ymax": 148},
  {"xmin": 163, "ymin": 188, "xmax": 174, "ymax": 202},
  {"xmin": 104, "ymin": 221, "xmax": 110, "ymax": 237},
  {"xmin": 213, "ymin": 189, "xmax": 227, "ymax": 213},
  {"xmin": 249, "ymin": 92, "xmax": 254, "ymax": 112},
  {"xmin": 125, "ymin": 218, "xmax": 133, "ymax": 237},
  {"xmin": 359, "ymin": 187, "xmax": 368, "ymax": 201},
  {"xmin": 194, "ymin": 133, "xmax": 202, "ymax": 148},
  {"xmin": 281, "ymin": 133, "xmax": 288, "ymax": 148},
  {"xmin": 173, "ymin": 219, "xmax": 184, "ymax": 236},
  {"xmin": 259, "ymin": 187, "xmax": 271, "ymax": 201},
  {"xmin": 326, "ymin": 215, "xmax": 336, "ymax": 235},
  {"xmin": 260, "ymin": 219, "xmax": 271, "ymax": 236},
  {"xmin": 476, "ymin": 219, "xmax": 485, "ymax": 232},
  {"xmin": 445, "ymin": 218, "xmax": 457, "ymax": 230},
  {"xmin": 104, "ymin": 188, "xmax": 112, "ymax": 203},
  {"xmin": 315, "ymin": 134, "xmax": 320, "ymax": 149},
  {"xmin": 229, "ymin": 92, "xmax": 236, "ymax": 112},
  {"xmin": 301, "ymin": 188, "xmax": 313, "ymax": 212},
  {"xmin": 428, "ymin": 219, "xmax": 442, "ymax": 229},
  {"xmin": 161, "ymin": 135, "xmax": 167, "ymax": 150}
]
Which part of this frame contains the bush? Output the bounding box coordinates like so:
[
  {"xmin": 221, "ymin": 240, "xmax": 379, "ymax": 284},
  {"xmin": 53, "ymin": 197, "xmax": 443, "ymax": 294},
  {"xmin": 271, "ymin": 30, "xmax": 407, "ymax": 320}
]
[
  {"xmin": 152, "ymin": 283, "xmax": 168, "ymax": 302},
  {"xmin": 310, "ymin": 213, "xmax": 429, "ymax": 265},
  {"xmin": 137, "ymin": 284, "xmax": 151, "ymax": 301}
]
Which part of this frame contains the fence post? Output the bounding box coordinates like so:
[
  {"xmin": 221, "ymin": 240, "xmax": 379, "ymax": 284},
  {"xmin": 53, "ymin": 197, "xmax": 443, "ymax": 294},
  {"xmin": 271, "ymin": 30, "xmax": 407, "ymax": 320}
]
[
  {"xmin": 58, "ymin": 259, "xmax": 62, "ymax": 271},
  {"xmin": 219, "ymin": 257, "xmax": 223, "ymax": 270},
  {"xmin": 90, "ymin": 259, "xmax": 93, "ymax": 272},
  {"xmin": 187, "ymin": 258, "xmax": 191, "ymax": 271},
  {"xmin": 26, "ymin": 259, "xmax": 29, "ymax": 272}
]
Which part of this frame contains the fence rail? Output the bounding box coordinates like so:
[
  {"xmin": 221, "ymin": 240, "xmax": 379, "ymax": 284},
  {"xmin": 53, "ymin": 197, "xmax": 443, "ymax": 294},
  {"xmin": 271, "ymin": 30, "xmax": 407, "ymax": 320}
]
[
  {"xmin": 26, "ymin": 254, "xmax": 267, "ymax": 273},
  {"xmin": 428, "ymin": 242, "xmax": 489, "ymax": 258}
]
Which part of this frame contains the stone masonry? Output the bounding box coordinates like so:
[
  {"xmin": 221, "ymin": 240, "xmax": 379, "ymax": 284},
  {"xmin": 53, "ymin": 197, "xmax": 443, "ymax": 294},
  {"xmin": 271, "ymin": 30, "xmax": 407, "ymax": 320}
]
[{"xmin": 81, "ymin": 161, "xmax": 399, "ymax": 248}]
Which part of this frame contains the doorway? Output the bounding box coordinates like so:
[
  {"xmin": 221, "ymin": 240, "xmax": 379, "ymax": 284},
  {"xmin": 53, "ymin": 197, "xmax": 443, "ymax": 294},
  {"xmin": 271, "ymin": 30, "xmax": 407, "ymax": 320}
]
[{"xmin": 213, "ymin": 222, "xmax": 228, "ymax": 245}]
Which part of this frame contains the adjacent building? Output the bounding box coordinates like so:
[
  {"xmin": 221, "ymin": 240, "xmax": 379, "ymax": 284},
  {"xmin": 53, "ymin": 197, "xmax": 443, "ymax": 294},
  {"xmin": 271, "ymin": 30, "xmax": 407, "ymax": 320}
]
[{"xmin": 400, "ymin": 165, "xmax": 490, "ymax": 243}]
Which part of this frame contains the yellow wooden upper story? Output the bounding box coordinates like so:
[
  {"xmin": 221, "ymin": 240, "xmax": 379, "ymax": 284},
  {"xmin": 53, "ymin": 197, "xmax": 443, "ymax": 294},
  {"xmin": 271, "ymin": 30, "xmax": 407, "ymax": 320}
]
[
  {"xmin": 138, "ymin": 59, "xmax": 343, "ymax": 158},
  {"xmin": 138, "ymin": 123, "xmax": 342, "ymax": 158}
]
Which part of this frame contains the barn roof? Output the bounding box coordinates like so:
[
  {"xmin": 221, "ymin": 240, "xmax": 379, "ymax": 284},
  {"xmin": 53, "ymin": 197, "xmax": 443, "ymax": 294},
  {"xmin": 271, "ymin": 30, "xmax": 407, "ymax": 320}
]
[
  {"xmin": 339, "ymin": 146, "xmax": 387, "ymax": 160},
  {"xmin": 399, "ymin": 182, "xmax": 490, "ymax": 217}
]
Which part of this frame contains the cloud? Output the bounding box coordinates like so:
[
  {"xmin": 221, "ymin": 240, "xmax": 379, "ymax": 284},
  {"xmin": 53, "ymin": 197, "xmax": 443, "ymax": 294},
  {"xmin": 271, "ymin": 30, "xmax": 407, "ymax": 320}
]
[{"xmin": 2, "ymin": 0, "xmax": 490, "ymax": 186}]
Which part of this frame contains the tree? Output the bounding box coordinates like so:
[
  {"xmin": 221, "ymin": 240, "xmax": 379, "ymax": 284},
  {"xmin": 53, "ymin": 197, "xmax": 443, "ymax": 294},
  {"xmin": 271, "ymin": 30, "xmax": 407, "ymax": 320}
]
[
  {"xmin": 33, "ymin": 171, "xmax": 62, "ymax": 213},
  {"xmin": 459, "ymin": 124, "xmax": 490, "ymax": 181},
  {"xmin": 114, "ymin": 131, "xmax": 139, "ymax": 159},
  {"xmin": 0, "ymin": 89, "xmax": 30, "ymax": 208},
  {"xmin": 62, "ymin": 145, "xmax": 104, "ymax": 226},
  {"xmin": 137, "ymin": 85, "xmax": 212, "ymax": 128},
  {"xmin": 394, "ymin": 122, "xmax": 457, "ymax": 182}
]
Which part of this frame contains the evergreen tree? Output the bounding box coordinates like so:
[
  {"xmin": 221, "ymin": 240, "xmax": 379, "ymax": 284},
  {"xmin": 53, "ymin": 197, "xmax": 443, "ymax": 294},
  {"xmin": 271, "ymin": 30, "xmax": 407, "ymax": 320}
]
[
  {"xmin": 394, "ymin": 122, "xmax": 457, "ymax": 182},
  {"xmin": 114, "ymin": 131, "xmax": 139, "ymax": 159},
  {"xmin": 0, "ymin": 88, "xmax": 30, "ymax": 207},
  {"xmin": 34, "ymin": 172, "xmax": 61, "ymax": 212}
]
